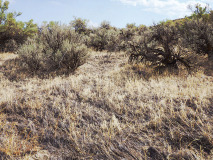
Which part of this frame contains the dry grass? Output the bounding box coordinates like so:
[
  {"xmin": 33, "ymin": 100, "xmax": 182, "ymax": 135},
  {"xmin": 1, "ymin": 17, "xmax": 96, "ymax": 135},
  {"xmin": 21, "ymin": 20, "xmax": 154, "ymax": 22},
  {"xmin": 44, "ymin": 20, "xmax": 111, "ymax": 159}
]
[
  {"xmin": 0, "ymin": 53, "xmax": 17, "ymax": 65},
  {"xmin": 0, "ymin": 51, "xmax": 212, "ymax": 159}
]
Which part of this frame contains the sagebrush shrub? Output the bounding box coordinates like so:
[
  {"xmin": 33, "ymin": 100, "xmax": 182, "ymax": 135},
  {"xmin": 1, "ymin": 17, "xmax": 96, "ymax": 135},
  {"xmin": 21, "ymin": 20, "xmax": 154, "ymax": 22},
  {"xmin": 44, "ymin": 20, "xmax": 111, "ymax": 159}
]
[
  {"xmin": 17, "ymin": 36, "xmax": 43, "ymax": 71},
  {"xmin": 17, "ymin": 24, "xmax": 88, "ymax": 74},
  {"xmin": 4, "ymin": 39, "xmax": 19, "ymax": 52},
  {"xmin": 87, "ymin": 28, "xmax": 108, "ymax": 51},
  {"xmin": 181, "ymin": 18, "xmax": 213, "ymax": 61},
  {"xmin": 127, "ymin": 24, "xmax": 193, "ymax": 74},
  {"xmin": 59, "ymin": 39, "xmax": 88, "ymax": 70},
  {"xmin": 118, "ymin": 28, "xmax": 137, "ymax": 52},
  {"xmin": 87, "ymin": 27, "xmax": 120, "ymax": 52}
]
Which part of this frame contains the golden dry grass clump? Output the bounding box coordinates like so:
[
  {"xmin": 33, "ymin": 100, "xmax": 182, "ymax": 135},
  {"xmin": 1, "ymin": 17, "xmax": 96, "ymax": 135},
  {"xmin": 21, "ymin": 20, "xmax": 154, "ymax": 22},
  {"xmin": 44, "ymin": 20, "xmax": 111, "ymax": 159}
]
[
  {"xmin": 0, "ymin": 53, "xmax": 17, "ymax": 66},
  {"xmin": 0, "ymin": 51, "xmax": 212, "ymax": 159}
]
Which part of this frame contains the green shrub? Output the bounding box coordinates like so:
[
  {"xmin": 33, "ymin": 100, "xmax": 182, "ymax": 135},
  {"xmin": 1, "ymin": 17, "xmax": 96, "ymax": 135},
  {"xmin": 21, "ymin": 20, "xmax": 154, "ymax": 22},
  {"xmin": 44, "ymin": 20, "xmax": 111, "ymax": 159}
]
[
  {"xmin": 100, "ymin": 21, "xmax": 111, "ymax": 30},
  {"xmin": 181, "ymin": 18, "xmax": 213, "ymax": 61},
  {"xmin": 4, "ymin": 39, "xmax": 18, "ymax": 52},
  {"xmin": 17, "ymin": 36, "xmax": 43, "ymax": 71},
  {"xmin": 17, "ymin": 24, "xmax": 88, "ymax": 75},
  {"xmin": 87, "ymin": 27, "xmax": 120, "ymax": 52},
  {"xmin": 181, "ymin": 4, "xmax": 213, "ymax": 61},
  {"xmin": 87, "ymin": 28, "xmax": 106, "ymax": 51},
  {"xmin": 0, "ymin": 1, "xmax": 37, "ymax": 52},
  {"xmin": 70, "ymin": 17, "xmax": 88, "ymax": 34},
  {"xmin": 118, "ymin": 23, "xmax": 144, "ymax": 52},
  {"xmin": 119, "ymin": 28, "xmax": 135, "ymax": 51}
]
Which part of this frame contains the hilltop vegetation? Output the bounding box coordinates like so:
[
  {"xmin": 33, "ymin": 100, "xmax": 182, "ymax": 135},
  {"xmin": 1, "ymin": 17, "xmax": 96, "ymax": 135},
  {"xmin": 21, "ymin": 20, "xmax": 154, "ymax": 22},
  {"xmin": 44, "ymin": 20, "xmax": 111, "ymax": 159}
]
[
  {"xmin": 0, "ymin": 1, "xmax": 212, "ymax": 76},
  {"xmin": 0, "ymin": 0, "xmax": 37, "ymax": 52},
  {"xmin": 0, "ymin": 1, "xmax": 213, "ymax": 160}
]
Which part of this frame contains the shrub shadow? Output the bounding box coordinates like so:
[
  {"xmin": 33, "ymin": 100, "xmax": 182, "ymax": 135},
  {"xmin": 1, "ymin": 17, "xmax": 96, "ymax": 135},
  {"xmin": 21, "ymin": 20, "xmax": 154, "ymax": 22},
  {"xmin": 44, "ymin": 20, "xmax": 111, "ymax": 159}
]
[{"xmin": 0, "ymin": 58, "xmax": 74, "ymax": 81}]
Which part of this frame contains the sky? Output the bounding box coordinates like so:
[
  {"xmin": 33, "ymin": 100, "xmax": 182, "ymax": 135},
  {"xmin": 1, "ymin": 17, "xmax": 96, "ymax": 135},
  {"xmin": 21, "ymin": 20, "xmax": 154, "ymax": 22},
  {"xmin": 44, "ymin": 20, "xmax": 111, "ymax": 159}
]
[{"xmin": 7, "ymin": 0, "xmax": 213, "ymax": 28}]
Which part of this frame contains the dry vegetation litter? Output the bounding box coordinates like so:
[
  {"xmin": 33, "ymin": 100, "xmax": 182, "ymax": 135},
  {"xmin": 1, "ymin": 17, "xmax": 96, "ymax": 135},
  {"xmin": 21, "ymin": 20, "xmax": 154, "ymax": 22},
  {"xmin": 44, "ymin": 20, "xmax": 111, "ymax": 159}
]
[{"xmin": 0, "ymin": 51, "xmax": 212, "ymax": 159}]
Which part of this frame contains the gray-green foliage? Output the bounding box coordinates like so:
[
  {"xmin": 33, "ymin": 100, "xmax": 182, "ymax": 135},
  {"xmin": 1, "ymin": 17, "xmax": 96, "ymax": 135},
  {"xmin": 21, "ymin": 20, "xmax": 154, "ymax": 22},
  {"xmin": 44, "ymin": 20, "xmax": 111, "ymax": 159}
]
[
  {"xmin": 18, "ymin": 36, "xmax": 43, "ymax": 71},
  {"xmin": 88, "ymin": 27, "xmax": 120, "ymax": 52},
  {"xmin": 0, "ymin": 0, "xmax": 37, "ymax": 52},
  {"xmin": 17, "ymin": 23, "xmax": 88, "ymax": 74},
  {"xmin": 119, "ymin": 28, "xmax": 135, "ymax": 51},
  {"xmin": 182, "ymin": 19, "xmax": 213, "ymax": 60},
  {"xmin": 70, "ymin": 17, "xmax": 88, "ymax": 34},
  {"xmin": 180, "ymin": 4, "xmax": 213, "ymax": 61},
  {"xmin": 88, "ymin": 28, "xmax": 107, "ymax": 51},
  {"xmin": 127, "ymin": 24, "xmax": 193, "ymax": 74}
]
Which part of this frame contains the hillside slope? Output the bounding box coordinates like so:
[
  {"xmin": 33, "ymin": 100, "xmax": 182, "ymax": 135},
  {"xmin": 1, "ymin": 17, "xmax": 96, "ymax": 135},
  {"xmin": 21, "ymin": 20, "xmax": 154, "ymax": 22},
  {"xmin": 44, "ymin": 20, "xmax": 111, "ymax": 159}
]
[{"xmin": 0, "ymin": 51, "xmax": 213, "ymax": 159}]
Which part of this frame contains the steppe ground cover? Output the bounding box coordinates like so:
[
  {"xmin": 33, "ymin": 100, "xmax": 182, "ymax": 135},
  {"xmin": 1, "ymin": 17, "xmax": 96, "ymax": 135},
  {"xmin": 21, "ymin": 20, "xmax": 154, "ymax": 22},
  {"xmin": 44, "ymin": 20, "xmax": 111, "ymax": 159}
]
[{"xmin": 0, "ymin": 51, "xmax": 212, "ymax": 159}]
